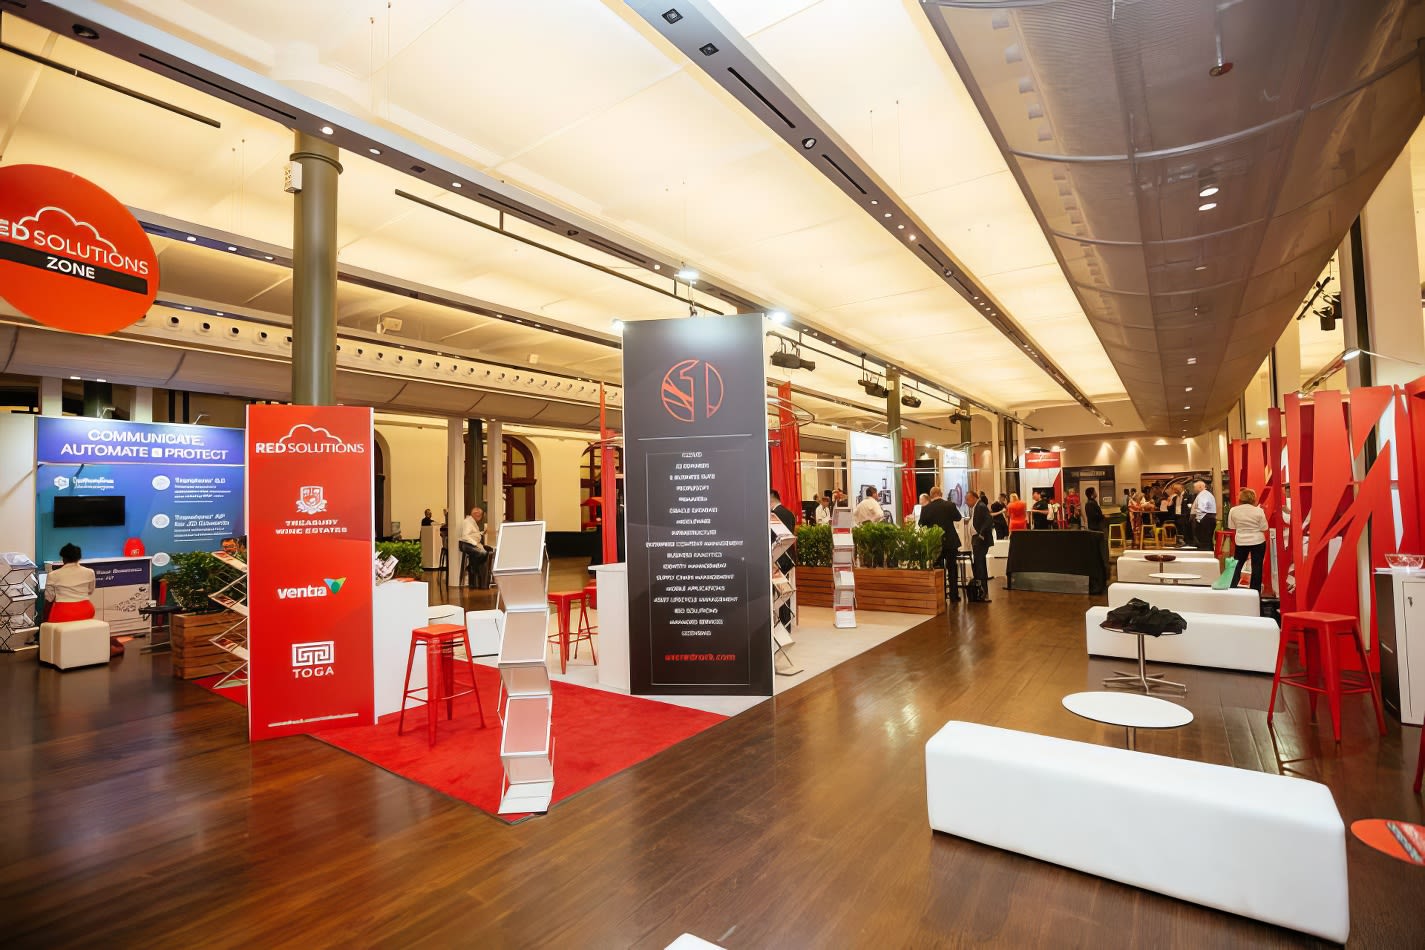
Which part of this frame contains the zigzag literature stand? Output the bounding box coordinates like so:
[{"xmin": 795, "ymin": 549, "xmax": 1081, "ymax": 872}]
[
  {"xmin": 207, "ymin": 550, "xmax": 249, "ymax": 687},
  {"xmin": 492, "ymin": 521, "xmax": 554, "ymax": 814},
  {"xmin": 771, "ymin": 515, "xmax": 801, "ymax": 675},
  {"xmin": 832, "ymin": 508, "xmax": 857, "ymax": 629}
]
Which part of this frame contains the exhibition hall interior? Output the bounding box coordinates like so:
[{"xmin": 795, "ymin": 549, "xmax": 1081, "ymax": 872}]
[{"xmin": 4, "ymin": 0, "xmax": 1425, "ymax": 946}]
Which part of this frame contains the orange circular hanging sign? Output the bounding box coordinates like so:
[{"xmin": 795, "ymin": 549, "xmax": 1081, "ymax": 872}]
[{"xmin": 0, "ymin": 164, "xmax": 158, "ymax": 334}]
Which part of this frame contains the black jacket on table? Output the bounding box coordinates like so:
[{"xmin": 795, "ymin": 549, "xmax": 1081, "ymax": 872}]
[{"xmin": 919, "ymin": 498, "xmax": 962, "ymax": 554}]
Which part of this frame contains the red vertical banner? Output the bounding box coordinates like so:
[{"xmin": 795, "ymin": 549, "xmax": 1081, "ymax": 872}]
[
  {"xmin": 245, "ymin": 405, "xmax": 375, "ymax": 741},
  {"xmin": 900, "ymin": 436, "xmax": 916, "ymax": 520}
]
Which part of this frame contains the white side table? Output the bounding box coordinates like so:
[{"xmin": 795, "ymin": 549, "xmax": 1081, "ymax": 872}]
[
  {"xmin": 1149, "ymin": 572, "xmax": 1202, "ymax": 585},
  {"xmin": 1063, "ymin": 690, "xmax": 1193, "ymax": 749}
]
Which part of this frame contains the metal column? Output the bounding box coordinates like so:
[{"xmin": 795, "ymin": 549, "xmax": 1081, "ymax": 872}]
[{"xmin": 290, "ymin": 132, "xmax": 342, "ymax": 405}]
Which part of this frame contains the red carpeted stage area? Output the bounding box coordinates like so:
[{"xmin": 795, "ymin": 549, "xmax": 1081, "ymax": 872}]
[{"xmin": 197, "ymin": 667, "xmax": 725, "ymax": 822}]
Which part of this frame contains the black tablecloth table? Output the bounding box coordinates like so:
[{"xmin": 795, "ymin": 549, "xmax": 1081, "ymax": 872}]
[{"xmin": 1005, "ymin": 530, "xmax": 1110, "ymax": 594}]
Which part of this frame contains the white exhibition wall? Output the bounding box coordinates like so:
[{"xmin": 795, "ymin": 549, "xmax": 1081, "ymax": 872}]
[
  {"xmin": 373, "ymin": 420, "xmax": 590, "ymax": 536},
  {"xmin": 0, "ymin": 413, "xmax": 37, "ymax": 558},
  {"xmin": 1053, "ymin": 435, "xmax": 1215, "ymax": 497}
]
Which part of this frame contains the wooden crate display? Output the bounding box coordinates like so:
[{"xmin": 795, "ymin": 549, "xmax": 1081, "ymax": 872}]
[
  {"xmin": 171, "ymin": 611, "xmax": 244, "ymax": 679},
  {"xmin": 796, "ymin": 567, "xmax": 945, "ymax": 615}
]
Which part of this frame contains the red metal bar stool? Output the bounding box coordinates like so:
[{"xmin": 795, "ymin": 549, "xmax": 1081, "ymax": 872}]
[
  {"xmin": 398, "ymin": 623, "xmax": 486, "ymax": 746},
  {"xmin": 573, "ymin": 582, "xmax": 599, "ymax": 662},
  {"xmin": 1267, "ymin": 611, "xmax": 1386, "ymax": 742},
  {"xmin": 547, "ymin": 591, "xmax": 583, "ymax": 674}
]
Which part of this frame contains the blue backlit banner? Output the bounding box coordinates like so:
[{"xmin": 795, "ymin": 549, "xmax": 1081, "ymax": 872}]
[{"xmin": 36, "ymin": 418, "xmax": 245, "ymax": 570}]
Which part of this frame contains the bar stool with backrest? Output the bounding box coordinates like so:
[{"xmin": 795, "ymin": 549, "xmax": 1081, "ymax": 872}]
[
  {"xmin": 1267, "ymin": 611, "xmax": 1386, "ymax": 743},
  {"xmin": 399, "ymin": 623, "xmax": 486, "ymax": 746}
]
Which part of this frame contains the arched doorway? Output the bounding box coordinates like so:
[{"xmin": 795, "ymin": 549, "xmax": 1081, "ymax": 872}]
[
  {"xmin": 503, "ymin": 435, "xmax": 536, "ymax": 522},
  {"xmin": 580, "ymin": 444, "xmax": 622, "ymax": 531},
  {"xmin": 373, "ymin": 435, "xmax": 387, "ymax": 537}
]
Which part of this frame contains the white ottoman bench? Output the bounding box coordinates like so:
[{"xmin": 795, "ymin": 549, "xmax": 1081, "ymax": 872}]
[
  {"xmin": 465, "ymin": 608, "xmax": 503, "ymax": 656},
  {"xmin": 1108, "ymin": 582, "xmax": 1260, "ymax": 617},
  {"xmin": 1116, "ymin": 555, "xmax": 1219, "ymax": 586},
  {"xmin": 1085, "ymin": 606, "xmax": 1281, "ymax": 673},
  {"xmin": 39, "ymin": 619, "xmax": 112, "ymax": 670},
  {"xmin": 427, "ymin": 603, "xmax": 463, "ymax": 625},
  {"xmin": 925, "ymin": 721, "xmax": 1348, "ymax": 943}
]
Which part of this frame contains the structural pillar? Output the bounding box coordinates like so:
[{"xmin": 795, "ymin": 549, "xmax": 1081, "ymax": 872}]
[
  {"xmin": 289, "ymin": 131, "xmax": 342, "ymax": 405},
  {"xmin": 886, "ymin": 368, "xmax": 903, "ymax": 519},
  {"xmin": 465, "ymin": 418, "xmax": 484, "ymax": 512},
  {"xmin": 989, "ymin": 414, "xmax": 1003, "ymax": 498},
  {"xmin": 130, "ymin": 387, "xmax": 154, "ymax": 423},
  {"xmin": 1359, "ymin": 147, "xmax": 1425, "ymax": 385},
  {"xmin": 446, "ymin": 418, "xmax": 465, "ymax": 587},
  {"xmin": 486, "ymin": 420, "xmax": 504, "ymax": 541},
  {"xmin": 1270, "ymin": 319, "xmax": 1301, "ymax": 408},
  {"xmin": 39, "ymin": 377, "xmax": 62, "ymax": 416}
]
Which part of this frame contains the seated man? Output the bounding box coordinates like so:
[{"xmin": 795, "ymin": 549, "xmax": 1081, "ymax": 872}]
[{"xmin": 459, "ymin": 506, "xmax": 495, "ymax": 587}]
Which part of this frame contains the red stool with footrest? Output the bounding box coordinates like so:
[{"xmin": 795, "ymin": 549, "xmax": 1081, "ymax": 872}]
[
  {"xmin": 573, "ymin": 582, "xmax": 598, "ymax": 661},
  {"xmin": 1267, "ymin": 611, "xmax": 1386, "ymax": 743},
  {"xmin": 398, "ymin": 623, "xmax": 486, "ymax": 747},
  {"xmin": 547, "ymin": 591, "xmax": 583, "ymax": 674}
]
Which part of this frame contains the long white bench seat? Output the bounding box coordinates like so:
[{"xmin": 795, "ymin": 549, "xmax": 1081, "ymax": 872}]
[
  {"xmin": 1085, "ymin": 606, "xmax": 1280, "ymax": 673},
  {"xmin": 1120, "ymin": 549, "xmax": 1218, "ymax": 560},
  {"xmin": 1108, "ymin": 582, "xmax": 1260, "ymax": 617},
  {"xmin": 925, "ymin": 721, "xmax": 1349, "ymax": 943}
]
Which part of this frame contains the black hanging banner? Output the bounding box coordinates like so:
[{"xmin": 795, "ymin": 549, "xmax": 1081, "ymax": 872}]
[{"xmin": 623, "ymin": 313, "xmax": 773, "ymax": 696}]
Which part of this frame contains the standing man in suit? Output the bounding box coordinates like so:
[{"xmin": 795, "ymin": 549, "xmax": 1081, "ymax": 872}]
[
  {"xmin": 919, "ymin": 485, "xmax": 963, "ymax": 603},
  {"xmin": 969, "ymin": 491, "xmax": 993, "ymax": 602}
]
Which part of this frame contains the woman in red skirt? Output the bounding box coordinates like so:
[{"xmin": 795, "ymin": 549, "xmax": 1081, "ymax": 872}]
[{"xmin": 44, "ymin": 543, "xmax": 120, "ymax": 658}]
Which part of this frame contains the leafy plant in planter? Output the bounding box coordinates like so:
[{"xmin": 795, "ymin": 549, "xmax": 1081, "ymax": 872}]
[
  {"xmin": 795, "ymin": 523, "xmax": 831, "ymax": 568},
  {"xmin": 164, "ymin": 551, "xmax": 226, "ymax": 611},
  {"xmin": 853, "ymin": 521, "xmax": 900, "ymax": 568},
  {"xmin": 894, "ymin": 524, "xmax": 944, "ymax": 570},
  {"xmin": 376, "ymin": 540, "xmax": 424, "ymax": 578}
]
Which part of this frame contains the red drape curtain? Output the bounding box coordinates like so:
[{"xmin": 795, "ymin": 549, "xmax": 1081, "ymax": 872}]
[
  {"xmin": 770, "ymin": 382, "xmax": 801, "ymax": 522},
  {"xmin": 901, "ymin": 437, "xmax": 916, "ymax": 521}
]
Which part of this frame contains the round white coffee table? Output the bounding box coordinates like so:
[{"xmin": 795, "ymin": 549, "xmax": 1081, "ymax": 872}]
[
  {"xmin": 1148, "ymin": 572, "xmax": 1201, "ymax": 585},
  {"xmin": 1063, "ymin": 691, "xmax": 1193, "ymax": 749}
]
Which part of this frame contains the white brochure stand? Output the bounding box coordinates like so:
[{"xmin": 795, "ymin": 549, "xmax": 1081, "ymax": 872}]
[
  {"xmin": 832, "ymin": 509, "xmax": 857, "ymax": 628},
  {"xmin": 493, "ymin": 521, "xmax": 554, "ymax": 814},
  {"xmin": 771, "ymin": 516, "xmax": 801, "ymax": 675}
]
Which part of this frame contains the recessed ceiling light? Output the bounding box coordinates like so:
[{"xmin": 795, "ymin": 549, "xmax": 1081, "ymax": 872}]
[
  {"xmin": 264, "ymin": 255, "xmax": 274, "ymax": 261},
  {"xmin": 320, "ymin": 125, "xmax": 334, "ymax": 135},
  {"xmin": 1198, "ymin": 201, "xmax": 1217, "ymax": 212},
  {"xmin": 452, "ymin": 182, "xmax": 462, "ymax": 188},
  {"xmin": 69, "ymin": 375, "xmax": 80, "ymax": 380},
  {"xmin": 96, "ymin": 379, "xmax": 106, "ymax": 383},
  {"xmin": 226, "ymin": 245, "xmax": 237, "ymax": 252},
  {"xmin": 368, "ymin": 147, "xmax": 381, "ymax": 156},
  {"xmin": 653, "ymin": 264, "xmax": 661, "ymax": 270},
  {"xmin": 1185, "ymin": 386, "xmax": 1193, "ymax": 392},
  {"xmin": 801, "ymin": 137, "xmax": 817, "ymax": 149},
  {"xmin": 1194, "ymin": 264, "xmax": 1207, "ymax": 271},
  {"xmin": 1184, "ymin": 405, "xmax": 1191, "ymax": 410},
  {"xmin": 769, "ymin": 310, "xmax": 789, "ymax": 324},
  {"xmin": 883, "ymin": 212, "xmax": 892, "ymax": 219},
  {"xmin": 908, "ymin": 234, "xmax": 916, "ymax": 241},
  {"xmin": 897, "ymin": 224, "xmax": 905, "ymax": 230},
  {"xmin": 1187, "ymin": 357, "xmax": 1197, "ymax": 364},
  {"xmin": 1199, "ymin": 185, "xmax": 1219, "ymax": 198},
  {"xmin": 186, "ymin": 236, "xmax": 197, "ymax": 242},
  {"xmin": 870, "ymin": 199, "xmax": 878, "ymax": 206},
  {"xmin": 72, "ymin": 24, "xmax": 99, "ymax": 40}
]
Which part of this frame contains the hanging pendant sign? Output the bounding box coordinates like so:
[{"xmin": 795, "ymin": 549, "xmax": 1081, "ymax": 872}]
[{"xmin": 0, "ymin": 164, "xmax": 158, "ymax": 334}]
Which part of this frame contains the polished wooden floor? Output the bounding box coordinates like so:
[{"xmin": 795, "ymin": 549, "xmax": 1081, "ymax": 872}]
[{"xmin": 3, "ymin": 562, "xmax": 1422, "ymax": 948}]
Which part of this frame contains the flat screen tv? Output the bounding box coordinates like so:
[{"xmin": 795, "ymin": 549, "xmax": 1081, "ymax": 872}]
[{"xmin": 53, "ymin": 495, "xmax": 126, "ymax": 528}]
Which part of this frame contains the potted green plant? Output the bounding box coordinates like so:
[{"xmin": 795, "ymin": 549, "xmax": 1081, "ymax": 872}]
[
  {"xmin": 376, "ymin": 540, "xmax": 424, "ymax": 578},
  {"xmin": 799, "ymin": 522, "xmax": 947, "ymax": 615}
]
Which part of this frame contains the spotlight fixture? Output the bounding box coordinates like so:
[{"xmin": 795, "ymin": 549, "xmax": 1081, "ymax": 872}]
[
  {"xmin": 860, "ymin": 379, "xmax": 888, "ymax": 399},
  {"xmin": 770, "ymin": 338, "xmax": 815, "ymax": 372},
  {"xmin": 769, "ymin": 310, "xmax": 789, "ymax": 325},
  {"xmin": 320, "ymin": 125, "xmax": 335, "ymax": 135},
  {"xmin": 901, "ymin": 393, "xmax": 922, "ymax": 409},
  {"xmin": 948, "ymin": 411, "xmax": 972, "ymax": 425},
  {"xmin": 801, "ymin": 137, "xmax": 817, "ymax": 149},
  {"xmin": 72, "ymin": 24, "xmax": 99, "ymax": 40},
  {"xmin": 699, "ymin": 43, "xmax": 718, "ymax": 56},
  {"xmin": 675, "ymin": 266, "xmax": 699, "ymax": 282},
  {"xmin": 662, "ymin": 8, "xmax": 683, "ymax": 23}
]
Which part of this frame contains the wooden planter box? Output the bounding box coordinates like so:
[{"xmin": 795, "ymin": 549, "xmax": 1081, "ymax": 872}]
[
  {"xmin": 796, "ymin": 566, "xmax": 945, "ymax": 615},
  {"xmin": 171, "ymin": 610, "xmax": 244, "ymax": 679}
]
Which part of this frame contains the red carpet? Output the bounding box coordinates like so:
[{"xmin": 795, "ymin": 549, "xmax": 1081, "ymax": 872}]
[{"xmin": 194, "ymin": 667, "xmax": 725, "ymax": 823}]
